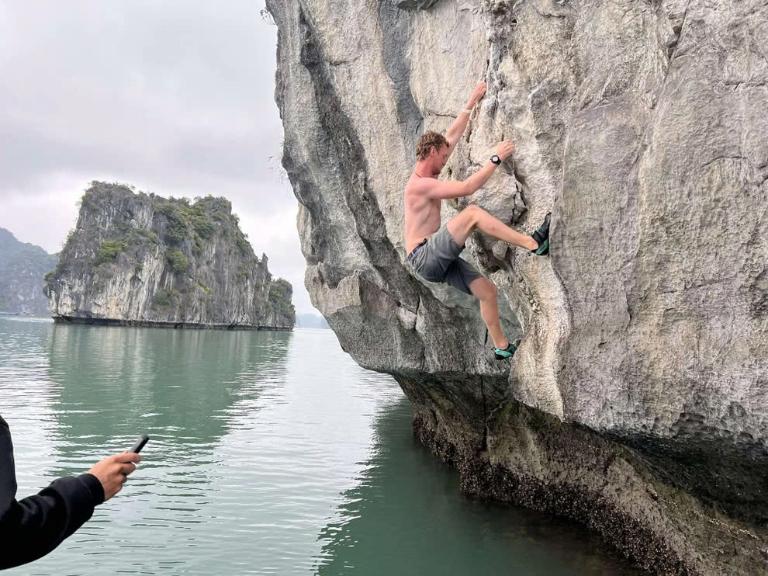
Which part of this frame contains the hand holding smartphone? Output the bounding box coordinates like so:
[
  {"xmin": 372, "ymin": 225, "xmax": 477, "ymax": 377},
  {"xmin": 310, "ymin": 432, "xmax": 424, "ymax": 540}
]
[{"xmin": 88, "ymin": 437, "xmax": 147, "ymax": 501}]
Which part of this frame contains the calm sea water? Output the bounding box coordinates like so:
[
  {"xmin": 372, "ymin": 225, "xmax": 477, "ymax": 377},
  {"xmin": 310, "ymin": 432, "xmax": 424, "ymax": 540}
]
[{"xmin": 0, "ymin": 317, "xmax": 640, "ymax": 575}]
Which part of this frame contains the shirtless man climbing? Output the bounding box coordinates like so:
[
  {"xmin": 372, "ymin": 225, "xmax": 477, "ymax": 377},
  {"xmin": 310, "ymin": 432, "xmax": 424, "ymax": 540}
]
[{"xmin": 404, "ymin": 81, "xmax": 550, "ymax": 360}]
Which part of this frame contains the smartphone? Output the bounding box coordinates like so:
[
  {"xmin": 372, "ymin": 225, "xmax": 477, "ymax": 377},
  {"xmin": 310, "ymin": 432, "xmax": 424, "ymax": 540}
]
[{"xmin": 129, "ymin": 434, "xmax": 150, "ymax": 454}]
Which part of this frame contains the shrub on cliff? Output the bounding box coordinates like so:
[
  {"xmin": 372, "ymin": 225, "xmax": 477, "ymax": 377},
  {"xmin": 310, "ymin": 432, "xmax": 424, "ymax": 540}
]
[
  {"xmin": 268, "ymin": 278, "xmax": 294, "ymax": 319},
  {"xmin": 166, "ymin": 249, "xmax": 189, "ymax": 274},
  {"xmin": 157, "ymin": 203, "xmax": 188, "ymax": 245},
  {"xmin": 152, "ymin": 288, "xmax": 178, "ymax": 309},
  {"xmin": 189, "ymin": 206, "xmax": 215, "ymax": 239},
  {"xmin": 95, "ymin": 240, "xmax": 125, "ymax": 266}
]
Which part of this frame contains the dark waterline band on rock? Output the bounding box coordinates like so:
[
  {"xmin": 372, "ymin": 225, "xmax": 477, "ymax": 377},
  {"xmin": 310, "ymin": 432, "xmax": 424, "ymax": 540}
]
[
  {"xmin": 52, "ymin": 315, "xmax": 292, "ymax": 331},
  {"xmin": 407, "ymin": 390, "xmax": 767, "ymax": 576}
]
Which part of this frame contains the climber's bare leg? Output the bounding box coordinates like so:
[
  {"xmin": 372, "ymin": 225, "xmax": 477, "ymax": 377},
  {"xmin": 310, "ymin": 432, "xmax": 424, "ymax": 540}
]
[
  {"xmin": 447, "ymin": 205, "xmax": 537, "ymax": 251},
  {"xmin": 468, "ymin": 276, "xmax": 507, "ymax": 349}
]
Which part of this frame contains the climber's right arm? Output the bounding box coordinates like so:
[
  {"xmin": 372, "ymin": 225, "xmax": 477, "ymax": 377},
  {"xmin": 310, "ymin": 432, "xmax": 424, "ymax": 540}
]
[
  {"xmin": 424, "ymin": 161, "xmax": 498, "ymax": 200},
  {"xmin": 425, "ymin": 140, "xmax": 516, "ymax": 200}
]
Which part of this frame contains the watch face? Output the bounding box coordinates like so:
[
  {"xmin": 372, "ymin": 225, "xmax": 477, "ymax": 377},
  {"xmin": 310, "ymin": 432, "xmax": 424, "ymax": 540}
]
[{"xmin": 491, "ymin": 155, "xmax": 501, "ymax": 164}]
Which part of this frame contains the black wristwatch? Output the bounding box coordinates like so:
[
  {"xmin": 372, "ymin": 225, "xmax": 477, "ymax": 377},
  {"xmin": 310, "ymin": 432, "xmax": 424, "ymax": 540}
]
[{"xmin": 490, "ymin": 155, "xmax": 502, "ymax": 165}]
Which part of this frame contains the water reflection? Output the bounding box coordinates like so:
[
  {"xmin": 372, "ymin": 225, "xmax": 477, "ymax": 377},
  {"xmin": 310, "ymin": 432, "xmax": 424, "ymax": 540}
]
[
  {"xmin": 43, "ymin": 324, "xmax": 291, "ymax": 509},
  {"xmin": 316, "ymin": 398, "xmax": 642, "ymax": 576},
  {"xmin": 19, "ymin": 323, "xmax": 293, "ymax": 574},
  {"xmin": 0, "ymin": 318, "xmax": 60, "ymax": 484},
  {"xmin": 48, "ymin": 324, "xmax": 290, "ymax": 445}
]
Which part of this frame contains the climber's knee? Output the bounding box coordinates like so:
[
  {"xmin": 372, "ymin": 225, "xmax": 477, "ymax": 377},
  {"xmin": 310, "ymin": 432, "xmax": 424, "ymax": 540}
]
[
  {"xmin": 463, "ymin": 204, "xmax": 484, "ymax": 227},
  {"xmin": 469, "ymin": 276, "xmax": 496, "ymax": 302},
  {"xmin": 448, "ymin": 205, "xmax": 485, "ymax": 245}
]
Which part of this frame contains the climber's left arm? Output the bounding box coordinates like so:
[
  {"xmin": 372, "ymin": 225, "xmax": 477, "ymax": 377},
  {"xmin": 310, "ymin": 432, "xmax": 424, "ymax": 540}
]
[{"xmin": 444, "ymin": 81, "xmax": 486, "ymax": 157}]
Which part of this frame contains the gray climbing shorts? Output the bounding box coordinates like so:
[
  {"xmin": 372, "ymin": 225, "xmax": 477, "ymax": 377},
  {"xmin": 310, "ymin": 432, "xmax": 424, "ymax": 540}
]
[{"xmin": 406, "ymin": 224, "xmax": 482, "ymax": 295}]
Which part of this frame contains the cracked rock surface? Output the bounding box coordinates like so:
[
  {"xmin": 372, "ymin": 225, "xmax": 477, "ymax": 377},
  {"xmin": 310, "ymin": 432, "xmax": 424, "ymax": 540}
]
[{"xmin": 267, "ymin": 0, "xmax": 768, "ymax": 573}]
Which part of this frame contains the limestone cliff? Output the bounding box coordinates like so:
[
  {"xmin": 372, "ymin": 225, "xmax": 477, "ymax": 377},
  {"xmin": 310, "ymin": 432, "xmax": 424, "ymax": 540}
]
[
  {"xmin": 267, "ymin": 0, "xmax": 768, "ymax": 573},
  {"xmin": 45, "ymin": 182, "xmax": 294, "ymax": 330}
]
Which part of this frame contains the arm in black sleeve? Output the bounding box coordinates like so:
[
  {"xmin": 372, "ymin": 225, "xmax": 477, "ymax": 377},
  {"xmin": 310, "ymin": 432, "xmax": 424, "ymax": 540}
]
[{"xmin": 0, "ymin": 415, "xmax": 105, "ymax": 570}]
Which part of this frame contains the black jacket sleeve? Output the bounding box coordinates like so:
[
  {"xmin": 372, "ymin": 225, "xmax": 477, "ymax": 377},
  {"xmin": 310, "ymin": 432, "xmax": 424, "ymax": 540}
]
[{"xmin": 0, "ymin": 415, "xmax": 105, "ymax": 571}]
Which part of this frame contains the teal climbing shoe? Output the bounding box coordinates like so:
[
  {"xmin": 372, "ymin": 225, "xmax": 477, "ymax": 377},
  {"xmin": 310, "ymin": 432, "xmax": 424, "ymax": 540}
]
[
  {"xmin": 531, "ymin": 212, "xmax": 551, "ymax": 256},
  {"xmin": 494, "ymin": 340, "xmax": 520, "ymax": 360}
]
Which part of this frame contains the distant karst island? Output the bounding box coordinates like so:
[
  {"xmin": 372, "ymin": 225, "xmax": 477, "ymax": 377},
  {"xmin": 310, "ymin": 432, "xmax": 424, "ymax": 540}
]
[
  {"xmin": 0, "ymin": 227, "xmax": 58, "ymax": 316},
  {"xmin": 44, "ymin": 181, "xmax": 295, "ymax": 330}
]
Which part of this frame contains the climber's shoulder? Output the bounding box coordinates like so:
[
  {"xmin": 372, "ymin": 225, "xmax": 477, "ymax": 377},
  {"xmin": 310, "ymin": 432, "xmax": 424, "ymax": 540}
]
[{"xmin": 405, "ymin": 171, "xmax": 436, "ymax": 196}]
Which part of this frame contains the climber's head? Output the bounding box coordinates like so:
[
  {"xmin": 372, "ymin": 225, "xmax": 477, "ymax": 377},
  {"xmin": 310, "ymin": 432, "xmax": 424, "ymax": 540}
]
[{"xmin": 416, "ymin": 131, "xmax": 450, "ymax": 176}]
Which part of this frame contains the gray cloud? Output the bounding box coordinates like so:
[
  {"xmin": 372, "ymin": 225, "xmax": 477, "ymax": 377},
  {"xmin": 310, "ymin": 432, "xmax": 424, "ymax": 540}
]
[{"xmin": 0, "ymin": 0, "xmax": 315, "ymax": 314}]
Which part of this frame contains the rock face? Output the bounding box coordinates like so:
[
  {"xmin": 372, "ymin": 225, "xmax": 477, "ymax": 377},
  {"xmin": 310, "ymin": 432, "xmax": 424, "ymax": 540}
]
[
  {"xmin": 0, "ymin": 228, "xmax": 57, "ymax": 316},
  {"xmin": 267, "ymin": 0, "xmax": 767, "ymax": 573},
  {"xmin": 45, "ymin": 182, "xmax": 295, "ymax": 330}
]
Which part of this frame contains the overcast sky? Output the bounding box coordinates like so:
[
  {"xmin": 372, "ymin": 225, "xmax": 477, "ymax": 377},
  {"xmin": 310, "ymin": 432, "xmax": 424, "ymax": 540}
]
[{"xmin": 0, "ymin": 0, "xmax": 315, "ymax": 314}]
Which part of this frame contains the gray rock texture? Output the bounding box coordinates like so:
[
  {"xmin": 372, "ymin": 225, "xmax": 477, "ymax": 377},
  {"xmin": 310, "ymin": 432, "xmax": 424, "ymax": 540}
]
[
  {"xmin": 266, "ymin": 0, "xmax": 767, "ymax": 573},
  {"xmin": 0, "ymin": 228, "xmax": 57, "ymax": 316},
  {"xmin": 45, "ymin": 182, "xmax": 294, "ymax": 330}
]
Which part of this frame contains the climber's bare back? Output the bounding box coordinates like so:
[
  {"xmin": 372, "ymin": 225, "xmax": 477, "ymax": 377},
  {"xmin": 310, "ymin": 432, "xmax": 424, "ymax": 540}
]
[{"xmin": 404, "ymin": 173, "xmax": 442, "ymax": 254}]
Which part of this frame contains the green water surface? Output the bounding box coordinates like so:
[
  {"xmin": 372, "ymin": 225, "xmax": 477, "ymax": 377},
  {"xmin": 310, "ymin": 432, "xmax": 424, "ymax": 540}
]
[{"xmin": 0, "ymin": 317, "xmax": 640, "ymax": 575}]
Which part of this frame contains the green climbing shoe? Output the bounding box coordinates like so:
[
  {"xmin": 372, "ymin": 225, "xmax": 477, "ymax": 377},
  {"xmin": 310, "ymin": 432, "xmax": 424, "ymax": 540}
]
[
  {"xmin": 531, "ymin": 212, "xmax": 551, "ymax": 256},
  {"xmin": 494, "ymin": 339, "xmax": 520, "ymax": 360}
]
